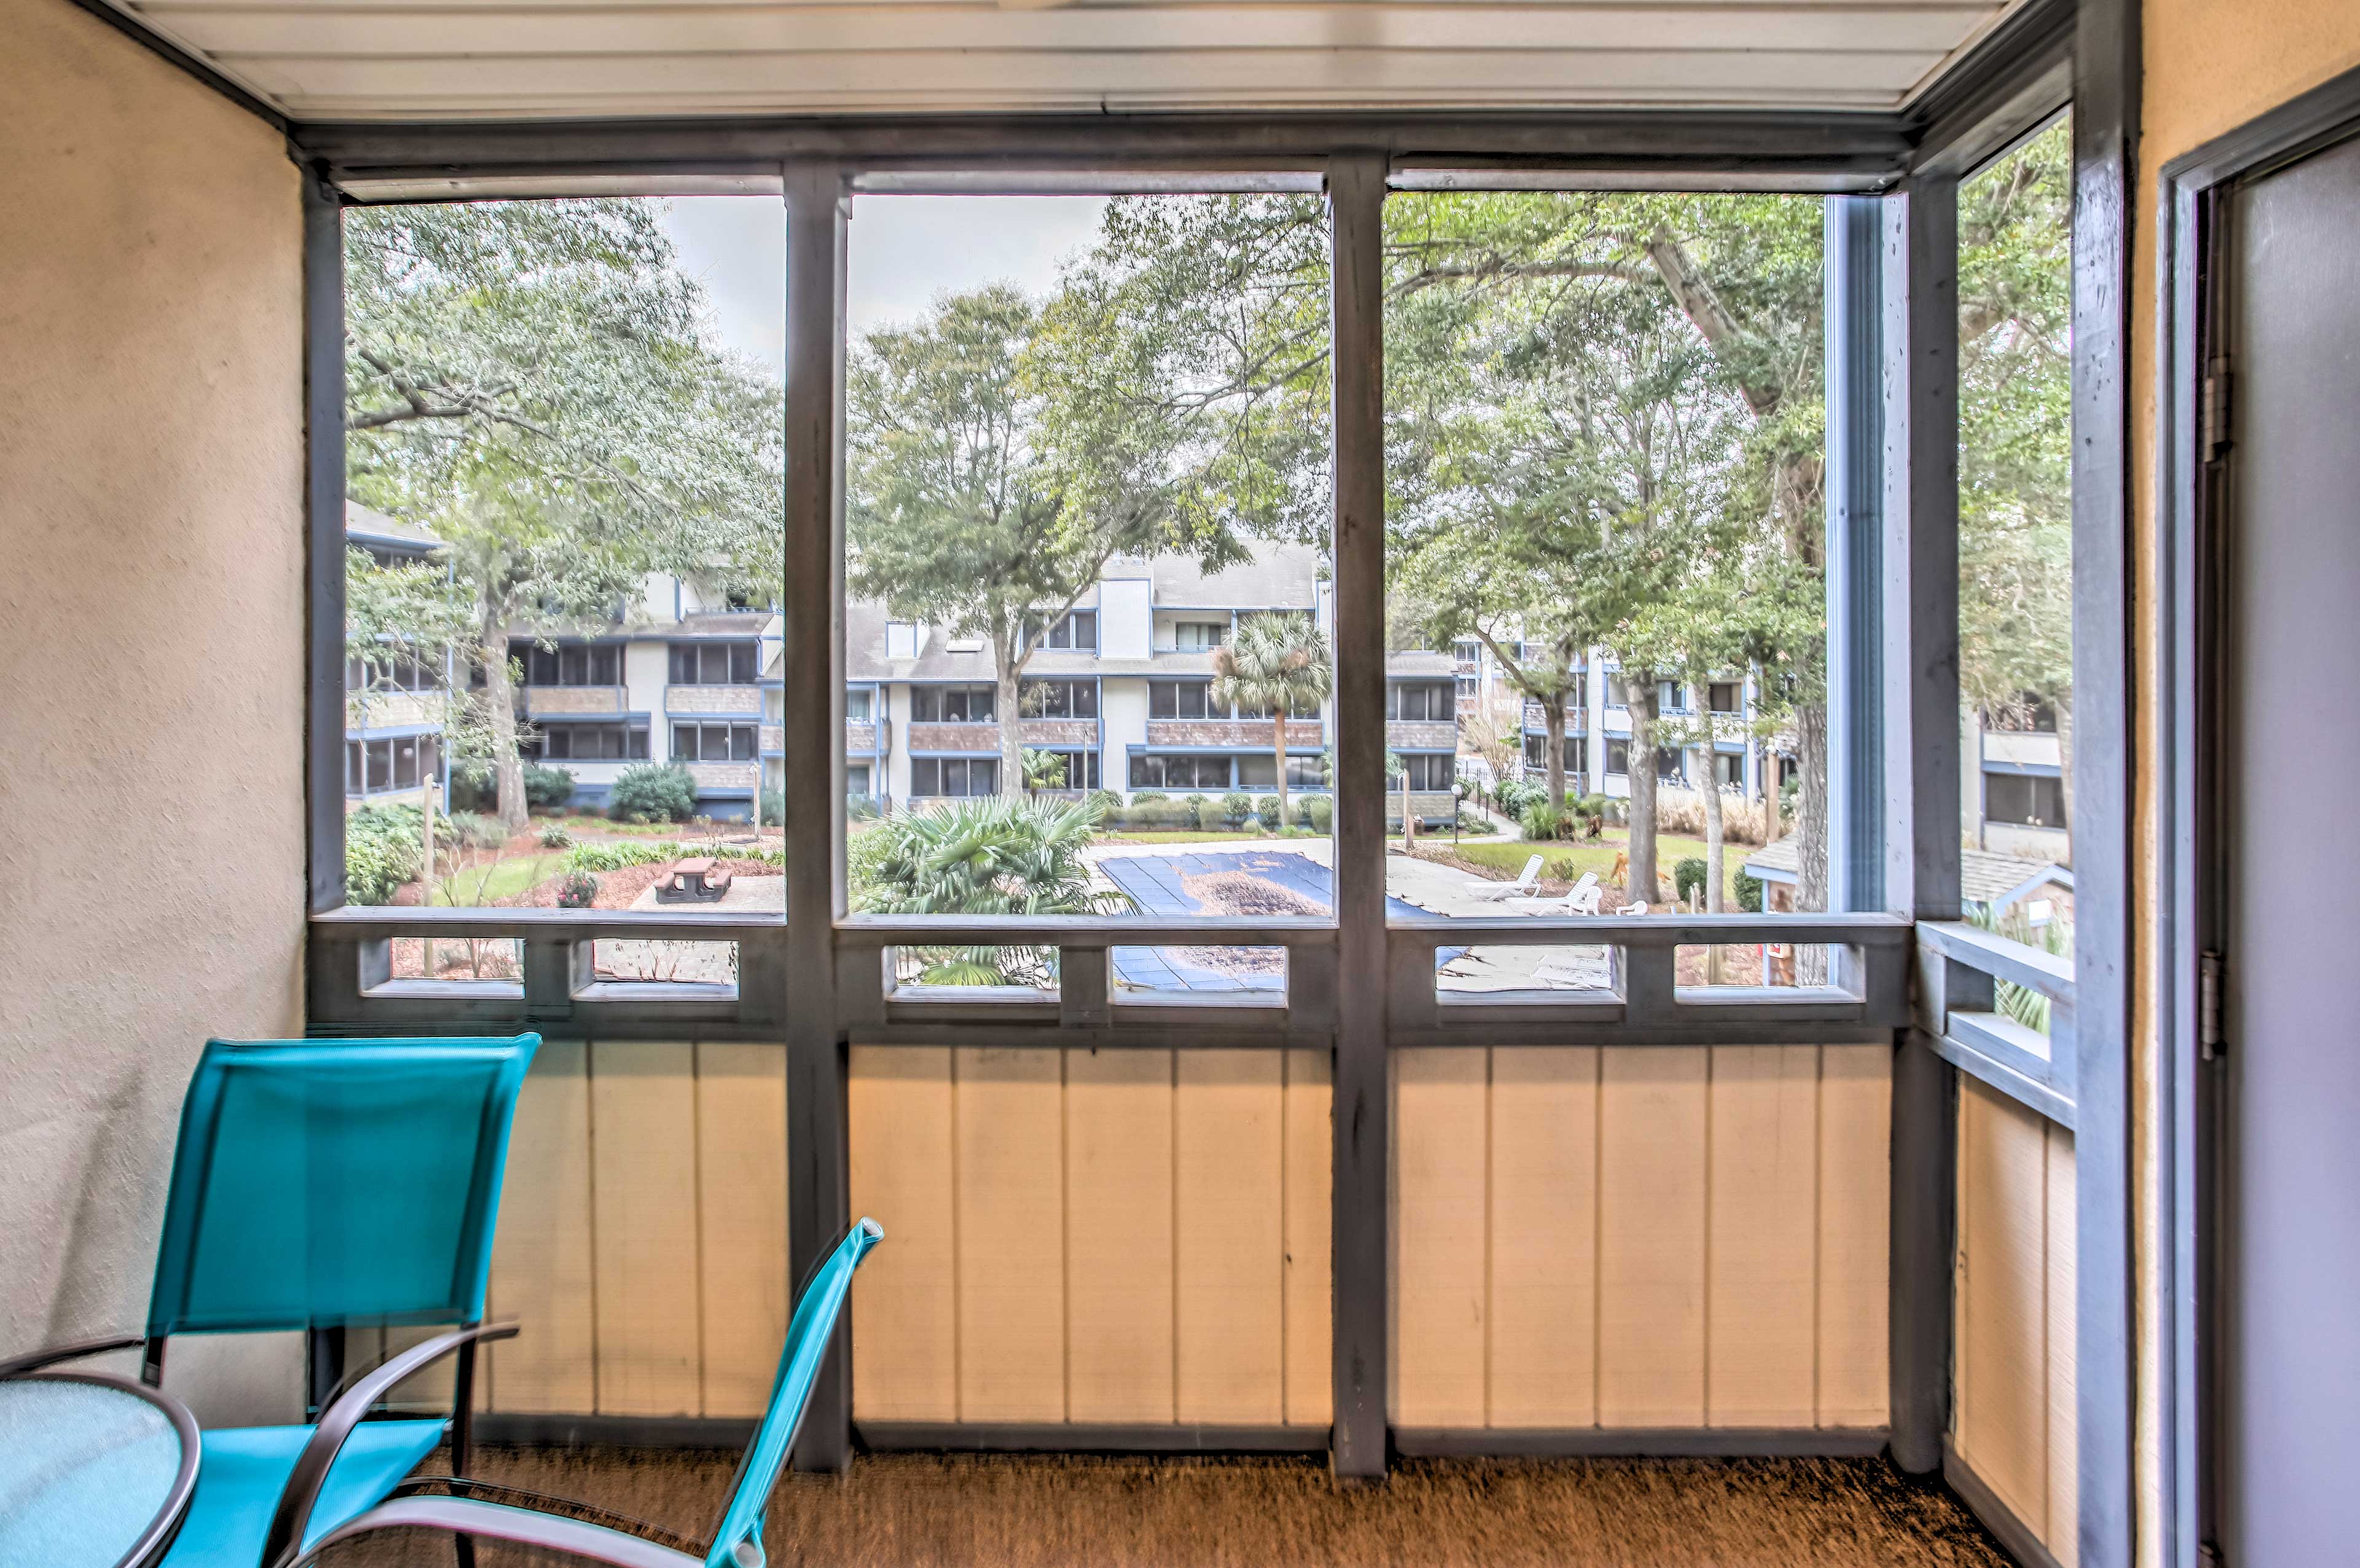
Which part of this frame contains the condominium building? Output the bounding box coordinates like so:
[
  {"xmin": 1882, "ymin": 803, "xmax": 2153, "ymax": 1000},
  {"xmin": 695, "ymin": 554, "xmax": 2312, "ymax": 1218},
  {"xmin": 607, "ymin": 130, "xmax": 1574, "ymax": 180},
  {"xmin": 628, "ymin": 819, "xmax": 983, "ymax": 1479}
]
[{"xmin": 344, "ymin": 501, "xmax": 450, "ymax": 808}]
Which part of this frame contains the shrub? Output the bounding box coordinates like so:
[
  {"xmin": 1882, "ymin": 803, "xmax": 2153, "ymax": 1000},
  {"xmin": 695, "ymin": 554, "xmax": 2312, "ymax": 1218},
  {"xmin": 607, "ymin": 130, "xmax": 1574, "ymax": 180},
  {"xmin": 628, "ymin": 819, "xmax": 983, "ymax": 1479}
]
[
  {"xmin": 1674, "ymin": 857, "xmax": 1709, "ymax": 905},
  {"xmin": 1255, "ymin": 795, "xmax": 1283, "ymax": 829},
  {"xmin": 1088, "ymin": 789, "xmax": 1123, "ymax": 814},
  {"xmin": 565, "ymin": 839, "xmax": 675, "ymax": 874},
  {"xmin": 523, "ymin": 763, "xmax": 576, "ymax": 813},
  {"xmin": 1734, "ymin": 868, "xmax": 1765, "ymax": 914},
  {"xmin": 1493, "ymin": 776, "xmax": 1545, "ymax": 820},
  {"xmin": 446, "ymin": 763, "xmax": 497, "ymax": 815},
  {"xmin": 1305, "ymin": 795, "xmax": 1334, "ymax": 834},
  {"xmin": 1520, "ymin": 801, "xmax": 1571, "ymax": 841},
  {"xmin": 1221, "ymin": 791, "xmax": 1254, "ymax": 828},
  {"xmin": 346, "ymin": 804, "xmax": 425, "ymax": 904},
  {"xmin": 842, "ymin": 791, "xmax": 877, "ymax": 822},
  {"xmin": 442, "ymin": 810, "xmax": 508, "ymax": 850},
  {"xmin": 1130, "ymin": 791, "xmax": 1168, "ymax": 804},
  {"xmin": 1184, "ymin": 793, "xmax": 1210, "ymax": 828},
  {"xmin": 537, "ymin": 823, "xmax": 574, "ymax": 849},
  {"xmin": 556, "ymin": 871, "xmax": 599, "ymax": 909},
  {"xmin": 1115, "ymin": 798, "xmax": 1196, "ymax": 830},
  {"xmin": 609, "ymin": 762, "xmax": 697, "ymax": 823}
]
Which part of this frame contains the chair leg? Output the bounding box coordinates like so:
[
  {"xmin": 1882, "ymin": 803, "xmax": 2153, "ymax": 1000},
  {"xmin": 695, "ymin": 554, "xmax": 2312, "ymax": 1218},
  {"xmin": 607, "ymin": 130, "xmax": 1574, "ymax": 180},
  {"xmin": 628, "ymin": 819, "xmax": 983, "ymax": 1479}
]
[{"xmin": 450, "ymin": 1338, "xmax": 479, "ymax": 1568}]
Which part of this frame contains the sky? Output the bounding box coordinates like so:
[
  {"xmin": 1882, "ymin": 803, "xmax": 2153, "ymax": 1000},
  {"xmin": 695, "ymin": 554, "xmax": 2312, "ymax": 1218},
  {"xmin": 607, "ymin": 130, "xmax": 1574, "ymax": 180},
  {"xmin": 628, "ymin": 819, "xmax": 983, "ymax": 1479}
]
[{"xmin": 658, "ymin": 194, "xmax": 1110, "ymax": 378}]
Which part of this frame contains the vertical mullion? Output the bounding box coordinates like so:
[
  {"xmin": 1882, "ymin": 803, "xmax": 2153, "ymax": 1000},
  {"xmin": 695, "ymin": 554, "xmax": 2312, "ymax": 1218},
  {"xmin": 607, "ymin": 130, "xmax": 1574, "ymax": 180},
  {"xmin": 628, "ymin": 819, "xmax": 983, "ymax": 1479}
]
[
  {"xmin": 1824, "ymin": 194, "xmax": 1884, "ymax": 917},
  {"xmin": 784, "ymin": 160, "xmax": 851, "ymax": 1472},
  {"xmin": 1327, "ymin": 150, "xmax": 1389, "ymax": 1484},
  {"xmin": 2071, "ymin": 0, "xmax": 2141, "ymax": 1559},
  {"xmin": 1884, "ymin": 179, "xmax": 1962, "ymax": 923},
  {"xmin": 305, "ymin": 166, "xmax": 347, "ymax": 919}
]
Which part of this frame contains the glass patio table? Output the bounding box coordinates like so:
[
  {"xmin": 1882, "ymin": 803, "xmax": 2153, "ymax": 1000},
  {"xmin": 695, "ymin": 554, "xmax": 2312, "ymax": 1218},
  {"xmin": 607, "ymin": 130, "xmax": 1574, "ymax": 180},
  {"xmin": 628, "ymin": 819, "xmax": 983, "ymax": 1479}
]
[{"xmin": 0, "ymin": 1372, "xmax": 200, "ymax": 1568}]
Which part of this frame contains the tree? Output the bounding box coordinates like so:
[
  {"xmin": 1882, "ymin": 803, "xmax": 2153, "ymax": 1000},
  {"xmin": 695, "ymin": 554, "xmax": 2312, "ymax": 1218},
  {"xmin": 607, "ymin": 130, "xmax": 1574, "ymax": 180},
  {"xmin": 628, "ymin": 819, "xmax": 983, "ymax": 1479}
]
[
  {"xmin": 1211, "ymin": 612, "xmax": 1334, "ymax": 829},
  {"xmin": 1020, "ymin": 747, "xmax": 1069, "ymax": 796},
  {"xmin": 1957, "ymin": 119, "xmax": 2075, "ymax": 847},
  {"xmin": 847, "ymin": 285, "xmax": 1240, "ymax": 798},
  {"xmin": 345, "ymin": 199, "xmax": 783, "ymax": 828}
]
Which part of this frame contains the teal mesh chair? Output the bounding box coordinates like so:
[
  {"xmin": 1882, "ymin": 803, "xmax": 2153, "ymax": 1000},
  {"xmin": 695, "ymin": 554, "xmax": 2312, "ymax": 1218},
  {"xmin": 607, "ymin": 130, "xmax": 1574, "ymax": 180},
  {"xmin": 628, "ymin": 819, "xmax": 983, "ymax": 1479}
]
[
  {"xmin": 291, "ymin": 1218, "xmax": 883, "ymax": 1568},
  {"xmin": 5, "ymin": 1035, "xmax": 538, "ymax": 1568}
]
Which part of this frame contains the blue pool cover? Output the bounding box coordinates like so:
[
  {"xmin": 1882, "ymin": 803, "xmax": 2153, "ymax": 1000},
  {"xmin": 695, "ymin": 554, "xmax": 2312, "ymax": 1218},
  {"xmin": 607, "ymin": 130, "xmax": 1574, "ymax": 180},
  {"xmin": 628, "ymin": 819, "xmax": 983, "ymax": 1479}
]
[{"xmin": 1096, "ymin": 850, "xmax": 1463, "ymax": 994}]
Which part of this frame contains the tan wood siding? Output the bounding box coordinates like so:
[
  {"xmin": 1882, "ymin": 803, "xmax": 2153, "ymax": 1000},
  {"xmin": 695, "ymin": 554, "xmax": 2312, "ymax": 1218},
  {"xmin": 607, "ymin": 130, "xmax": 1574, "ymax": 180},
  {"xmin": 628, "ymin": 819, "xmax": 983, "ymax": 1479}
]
[
  {"xmin": 849, "ymin": 1043, "xmax": 1328, "ymax": 1429},
  {"xmin": 1391, "ymin": 1043, "xmax": 1890, "ymax": 1432},
  {"xmin": 1953, "ymin": 1076, "xmax": 2079, "ymax": 1566}
]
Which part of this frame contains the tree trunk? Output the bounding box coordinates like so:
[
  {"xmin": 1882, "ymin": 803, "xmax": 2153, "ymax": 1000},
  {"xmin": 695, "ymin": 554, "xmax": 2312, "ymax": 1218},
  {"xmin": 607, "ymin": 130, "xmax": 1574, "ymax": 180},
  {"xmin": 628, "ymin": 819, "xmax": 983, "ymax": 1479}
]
[
  {"xmin": 1702, "ymin": 732, "xmax": 1725, "ymax": 913},
  {"xmin": 479, "ymin": 603, "xmax": 528, "ymax": 831},
  {"xmin": 1794, "ymin": 699, "xmax": 1830, "ymax": 986},
  {"xmin": 1627, "ymin": 677, "xmax": 1660, "ymax": 906},
  {"xmin": 1273, "ymin": 710, "xmax": 1290, "ymax": 829},
  {"xmin": 1543, "ymin": 696, "xmax": 1568, "ymax": 813},
  {"xmin": 996, "ymin": 657, "xmax": 1024, "ymax": 801}
]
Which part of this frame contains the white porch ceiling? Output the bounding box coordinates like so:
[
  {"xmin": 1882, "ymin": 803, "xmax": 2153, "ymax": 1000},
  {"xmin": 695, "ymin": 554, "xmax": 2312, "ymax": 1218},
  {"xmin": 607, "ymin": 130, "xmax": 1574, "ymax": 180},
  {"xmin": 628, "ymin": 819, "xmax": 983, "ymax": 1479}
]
[{"xmin": 104, "ymin": 0, "xmax": 2031, "ymax": 122}]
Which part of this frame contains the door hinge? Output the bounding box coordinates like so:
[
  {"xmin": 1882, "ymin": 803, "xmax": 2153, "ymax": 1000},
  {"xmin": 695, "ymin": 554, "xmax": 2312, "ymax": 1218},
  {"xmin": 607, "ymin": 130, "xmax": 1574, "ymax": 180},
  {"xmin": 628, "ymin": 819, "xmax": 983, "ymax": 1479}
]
[
  {"xmin": 2203, "ymin": 357, "xmax": 2235, "ymax": 459},
  {"xmin": 2200, "ymin": 949, "xmax": 2225, "ymax": 1059}
]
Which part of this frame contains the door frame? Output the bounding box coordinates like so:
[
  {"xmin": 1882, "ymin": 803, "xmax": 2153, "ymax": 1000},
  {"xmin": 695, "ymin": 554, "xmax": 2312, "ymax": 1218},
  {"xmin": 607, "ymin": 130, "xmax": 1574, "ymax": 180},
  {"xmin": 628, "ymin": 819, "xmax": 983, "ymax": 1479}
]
[{"xmin": 2156, "ymin": 61, "xmax": 2360, "ymax": 1568}]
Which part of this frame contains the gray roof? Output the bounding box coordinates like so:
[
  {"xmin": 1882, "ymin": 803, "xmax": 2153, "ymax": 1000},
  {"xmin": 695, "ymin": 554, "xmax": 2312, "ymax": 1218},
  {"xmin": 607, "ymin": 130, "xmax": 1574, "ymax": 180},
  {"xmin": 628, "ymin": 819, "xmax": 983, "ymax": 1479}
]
[
  {"xmin": 1743, "ymin": 839, "xmax": 2070, "ymax": 909},
  {"xmin": 1147, "ymin": 543, "xmax": 1321, "ymax": 610},
  {"xmin": 345, "ymin": 500, "xmax": 442, "ymax": 554}
]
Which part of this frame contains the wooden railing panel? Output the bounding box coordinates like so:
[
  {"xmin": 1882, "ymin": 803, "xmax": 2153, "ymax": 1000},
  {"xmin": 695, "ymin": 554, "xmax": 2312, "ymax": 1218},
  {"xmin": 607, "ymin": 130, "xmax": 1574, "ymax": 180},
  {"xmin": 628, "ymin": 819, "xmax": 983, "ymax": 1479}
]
[
  {"xmin": 1953, "ymin": 1075, "xmax": 2079, "ymax": 1565},
  {"xmin": 694, "ymin": 1041, "xmax": 790, "ymax": 1419},
  {"xmin": 588, "ymin": 1042, "xmax": 702, "ymax": 1417},
  {"xmin": 483, "ymin": 1040, "xmax": 596, "ymax": 1414},
  {"xmin": 1391, "ymin": 1043, "xmax": 1892, "ymax": 1435},
  {"xmin": 848, "ymin": 1042, "xmax": 1328, "ymax": 1430}
]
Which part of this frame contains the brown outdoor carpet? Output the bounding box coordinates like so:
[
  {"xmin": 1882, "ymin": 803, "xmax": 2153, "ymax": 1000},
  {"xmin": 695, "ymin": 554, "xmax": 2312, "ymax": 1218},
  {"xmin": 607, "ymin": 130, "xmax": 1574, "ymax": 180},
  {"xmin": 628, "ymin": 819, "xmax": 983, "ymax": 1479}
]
[{"xmin": 322, "ymin": 1447, "xmax": 2017, "ymax": 1567}]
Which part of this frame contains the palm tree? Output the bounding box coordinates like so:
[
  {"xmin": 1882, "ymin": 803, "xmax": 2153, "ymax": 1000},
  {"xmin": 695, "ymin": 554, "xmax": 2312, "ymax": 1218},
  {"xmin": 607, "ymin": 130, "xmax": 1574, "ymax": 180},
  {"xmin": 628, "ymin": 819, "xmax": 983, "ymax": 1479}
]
[
  {"xmin": 1020, "ymin": 747, "xmax": 1069, "ymax": 798},
  {"xmin": 1211, "ymin": 613, "xmax": 1334, "ymax": 831},
  {"xmin": 853, "ymin": 794, "xmax": 1132, "ymax": 986}
]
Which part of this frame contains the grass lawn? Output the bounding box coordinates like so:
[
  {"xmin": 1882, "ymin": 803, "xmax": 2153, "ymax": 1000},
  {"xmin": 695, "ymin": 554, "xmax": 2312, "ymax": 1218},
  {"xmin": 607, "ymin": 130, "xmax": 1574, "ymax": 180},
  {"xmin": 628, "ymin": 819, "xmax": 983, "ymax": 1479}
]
[
  {"xmin": 432, "ymin": 850, "xmax": 562, "ymax": 906},
  {"xmin": 1441, "ymin": 833, "xmax": 1756, "ymax": 891}
]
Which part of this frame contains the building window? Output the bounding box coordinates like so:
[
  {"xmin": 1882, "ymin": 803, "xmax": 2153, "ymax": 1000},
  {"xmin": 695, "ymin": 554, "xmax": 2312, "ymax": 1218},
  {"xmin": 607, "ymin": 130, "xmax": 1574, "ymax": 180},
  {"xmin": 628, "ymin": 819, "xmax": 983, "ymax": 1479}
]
[
  {"xmin": 1452, "ymin": 638, "xmax": 1481, "ymax": 664},
  {"xmin": 1657, "ymin": 680, "xmax": 1688, "ymax": 713},
  {"xmin": 1524, "ymin": 734, "xmax": 1587, "ymax": 772},
  {"xmin": 1286, "ymin": 756, "xmax": 1325, "ymax": 790},
  {"xmin": 348, "ymin": 651, "xmax": 442, "ymax": 692},
  {"xmin": 667, "ymin": 641, "xmax": 759, "ymax": 685},
  {"xmin": 347, "ymin": 734, "xmax": 442, "ymax": 794},
  {"xmin": 1029, "ymin": 610, "xmax": 1098, "ymax": 652},
  {"xmin": 526, "ymin": 722, "xmax": 650, "ymax": 761},
  {"xmin": 910, "ymin": 684, "xmax": 996, "ymax": 722},
  {"xmin": 1984, "ymin": 771, "xmax": 2068, "ymax": 828},
  {"xmin": 1399, "ymin": 753, "xmax": 1455, "ymax": 791},
  {"xmin": 846, "ymin": 762, "xmax": 873, "ymax": 796},
  {"xmin": 1130, "ymin": 753, "xmax": 1232, "ymax": 790},
  {"xmin": 1386, "ymin": 681, "xmax": 1455, "ymax": 721},
  {"xmin": 913, "ymin": 757, "xmax": 997, "ymax": 796},
  {"xmin": 1713, "ymin": 751, "xmax": 1744, "ymax": 787},
  {"xmin": 1607, "ymin": 739, "xmax": 1629, "ymax": 775},
  {"xmin": 1986, "ymin": 694, "xmax": 2061, "ymax": 734},
  {"xmin": 1148, "ymin": 680, "xmax": 1217, "ymax": 720},
  {"xmin": 845, "ymin": 687, "xmax": 875, "ymax": 722},
  {"xmin": 672, "ymin": 722, "xmax": 757, "ymax": 762},
  {"xmin": 517, "ymin": 642, "xmax": 624, "ymax": 687},
  {"xmin": 1708, "ymin": 681, "xmax": 1742, "ymax": 714},
  {"xmin": 1021, "ymin": 678, "xmax": 1099, "ymax": 719},
  {"xmin": 1172, "ymin": 621, "xmax": 1227, "ymax": 651},
  {"xmin": 1658, "ymin": 747, "xmax": 1689, "ymax": 783},
  {"xmin": 1034, "ymin": 750, "xmax": 1101, "ymax": 791}
]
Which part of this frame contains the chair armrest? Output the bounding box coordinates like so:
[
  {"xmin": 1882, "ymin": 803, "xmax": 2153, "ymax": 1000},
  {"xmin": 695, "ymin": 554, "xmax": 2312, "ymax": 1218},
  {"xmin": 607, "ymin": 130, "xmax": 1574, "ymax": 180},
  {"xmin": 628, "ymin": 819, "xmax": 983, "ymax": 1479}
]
[
  {"xmin": 262, "ymin": 1321, "xmax": 519, "ymax": 1568},
  {"xmin": 291, "ymin": 1496, "xmax": 702, "ymax": 1568},
  {"xmin": 0, "ymin": 1335, "xmax": 146, "ymax": 1381}
]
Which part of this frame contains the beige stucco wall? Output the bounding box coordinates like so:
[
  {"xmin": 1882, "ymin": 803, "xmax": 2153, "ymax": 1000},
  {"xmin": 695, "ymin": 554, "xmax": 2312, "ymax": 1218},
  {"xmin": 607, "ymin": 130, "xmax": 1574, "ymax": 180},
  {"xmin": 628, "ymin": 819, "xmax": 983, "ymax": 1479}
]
[
  {"xmin": 2131, "ymin": 7, "xmax": 2360, "ymax": 1563},
  {"xmin": 0, "ymin": 0, "xmax": 304, "ymax": 1368}
]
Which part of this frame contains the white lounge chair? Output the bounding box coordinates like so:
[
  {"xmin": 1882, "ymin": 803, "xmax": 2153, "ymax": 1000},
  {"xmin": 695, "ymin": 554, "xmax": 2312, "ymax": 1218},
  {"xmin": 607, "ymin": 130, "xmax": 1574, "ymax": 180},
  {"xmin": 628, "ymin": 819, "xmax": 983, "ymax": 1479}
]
[
  {"xmin": 1559, "ymin": 871, "xmax": 1602, "ymax": 915},
  {"xmin": 1465, "ymin": 853, "xmax": 1544, "ymax": 901},
  {"xmin": 1615, "ymin": 899, "xmax": 1648, "ymax": 915}
]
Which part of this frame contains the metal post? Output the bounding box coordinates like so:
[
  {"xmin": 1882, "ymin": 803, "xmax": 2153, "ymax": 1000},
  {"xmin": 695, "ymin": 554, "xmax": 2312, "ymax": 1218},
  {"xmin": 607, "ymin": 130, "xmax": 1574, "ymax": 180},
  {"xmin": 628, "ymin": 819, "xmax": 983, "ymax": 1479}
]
[
  {"xmin": 783, "ymin": 160, "xmax": 852, "ymax": 1472},
  {"xmin": 1327, "ymin": 150, "xmax": 1390, "ymax": 1484},
  {"xmin": 304, "ymin": 168, "xmax": 347, "ymax": 918}
]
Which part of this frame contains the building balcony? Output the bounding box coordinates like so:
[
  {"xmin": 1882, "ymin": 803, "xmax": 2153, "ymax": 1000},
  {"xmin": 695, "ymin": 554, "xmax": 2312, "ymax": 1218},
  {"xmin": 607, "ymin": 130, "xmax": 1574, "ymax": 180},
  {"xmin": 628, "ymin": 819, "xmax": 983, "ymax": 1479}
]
[
  {"xmin": 1018, "ymin": 718, "xmax": 1099, "ymax": 747},
  {"xmin": 666, "ymin": 684, "xmax": 764, "ymax": 716},
  {"xmin": 906, "ymin": 720, "xmax": 1001, "ymax": 753},
  {"xmin": 1984, "ymin": 728, "xmax": 2062, "ymax": 767},
  {"xmin": 1143, "ymin": 718, "xmax": 1321, "ymax": 748},
  {"xmin": 522, "ymin": 684, "xmax": 625, "ymax": 718},
  {"xmin": 1385, "ymin": 719, "xmax": 1457, "ymax": 750},
  {"xmin": 348, "ymin": 689, "xmax": 441, "ymax": 732},
  {"xmin": 1520, "ymin": 702, "xmax": 1588, "ymax": 736},
  {"xmin": 681, "ymin": 760, "xmax": 759, "ymax": 791}
]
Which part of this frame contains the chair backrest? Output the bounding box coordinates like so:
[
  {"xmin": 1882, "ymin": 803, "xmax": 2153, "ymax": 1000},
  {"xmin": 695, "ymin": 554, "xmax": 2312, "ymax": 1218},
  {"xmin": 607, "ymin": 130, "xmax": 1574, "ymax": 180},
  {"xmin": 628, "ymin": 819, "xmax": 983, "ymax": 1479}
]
[
  {"xmin": 146, "ymin": 1035, "xmax": 539, "ymax": 1340},
  {"xmin": 705, "ymin": 1218, "xmax": 882, "ymax": 1568},
  {"xmin": 1516, "ymin": 855, "xmax": 1543, "ymax": 885}
]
